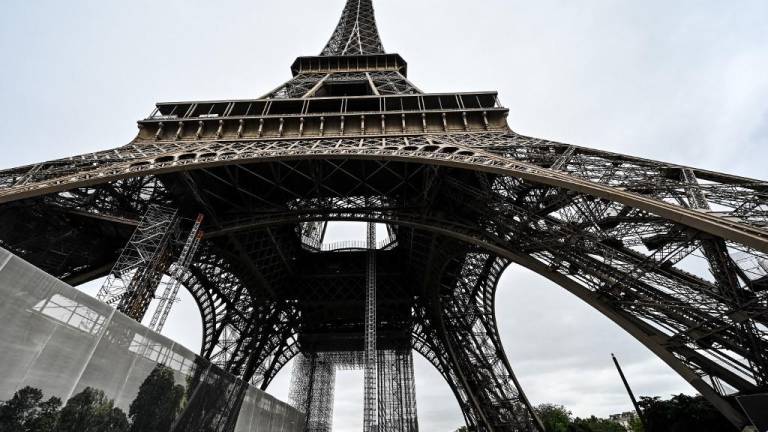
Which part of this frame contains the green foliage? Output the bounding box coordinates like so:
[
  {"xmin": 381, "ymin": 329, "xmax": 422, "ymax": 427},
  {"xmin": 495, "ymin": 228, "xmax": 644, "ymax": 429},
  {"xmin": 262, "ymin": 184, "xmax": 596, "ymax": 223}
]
[
  {"xmin": 456, "ymin": 407, "xmax": 625, "ymax": 432},
  {"xmin": 456, "ymin": 394, "xmax": 736, "ymax": 432},
  {"xmin": 57, "ymin": 387, "xmax": 128, "ymax": 432},
  {"xmin": 535, "ymin": 404, "xmax": 572, "ymax": 432},
  {"xmin": 22, "ymin": 396, "xmax": 61, "ymax": 432},
  {"xmin": 638, "ymin": 394, "xmax": 735, "ymax": 432},
  {"xmin": 0, "ymin": 386, "xmax": 43, "ymax": 431},
  {"xmin": 0, "ymin": 386, "xmax": 61, "ymax": 432},
  {"xmin": 568, "ymin": 416, "xmax": 626, "ymax": 432},
  {"xmin": 457, "ymin": 404, "xmax": 643, "ymax": 432},
  {"xmin": 628, "ymin": 415, "xmax": 644, "ymax": 432},
  {"xmin": 0, "ymin": 364, "xmax": 188, "ymax": 432},
  {"xmin": 129, "ymin": 364, "xmax": 186, "ymax": 432}
]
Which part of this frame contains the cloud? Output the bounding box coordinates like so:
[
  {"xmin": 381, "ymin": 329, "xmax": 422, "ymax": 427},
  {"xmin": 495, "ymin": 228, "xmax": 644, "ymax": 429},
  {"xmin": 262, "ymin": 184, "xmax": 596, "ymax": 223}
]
[{"xmin": 497, "ymin": 267, "xmax": 694, "ymax": 418}]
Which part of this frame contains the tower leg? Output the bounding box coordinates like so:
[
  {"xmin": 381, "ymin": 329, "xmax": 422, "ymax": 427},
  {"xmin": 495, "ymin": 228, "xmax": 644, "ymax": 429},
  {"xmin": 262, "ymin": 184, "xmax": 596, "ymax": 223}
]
[
  {"xmin": 434, "ymin": 304, "xmax": 541, "ymax": 431},
  {"xmin": 418, "ymin": 252, "xmax": 543, "ymax": 432}
]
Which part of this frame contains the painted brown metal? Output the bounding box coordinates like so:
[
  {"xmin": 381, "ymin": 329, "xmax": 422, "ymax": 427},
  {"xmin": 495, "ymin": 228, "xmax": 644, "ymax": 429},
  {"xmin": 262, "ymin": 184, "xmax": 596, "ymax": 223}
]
[{"xmin": 0, "ymin": 0, "xmax": 766, "ymax": 430}]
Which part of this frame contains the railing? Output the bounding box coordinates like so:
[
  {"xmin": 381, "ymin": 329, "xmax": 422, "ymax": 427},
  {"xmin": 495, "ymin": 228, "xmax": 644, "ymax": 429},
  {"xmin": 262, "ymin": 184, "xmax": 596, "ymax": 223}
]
[
  {"xmin": 290, "ymin": 53, "xmax": 408, "ymax": 76},
  {"xmin": 146, "ymin": 92, "xmax": 503, "ymax": 121},
  {"xmin": 302, "ymin": 238, "xmax": 398, "ymax": 252}
]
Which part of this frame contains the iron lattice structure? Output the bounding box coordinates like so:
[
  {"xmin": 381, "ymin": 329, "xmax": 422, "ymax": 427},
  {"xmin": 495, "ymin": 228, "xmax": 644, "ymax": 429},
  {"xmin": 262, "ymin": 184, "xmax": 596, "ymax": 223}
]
[
  {"xmin": 0, "ymin": 0, "xmax": 767, "ymax": 430},
  {"xmin": 290, "ymin": 353, "xmax": 337, "ymax": 432},
  {"xmin": 97, "ymin": 204, "xmax": 179, "ymax": 319},
  {"xmin": 289, "ymin": 349, "xmax": 417, "ymax": 432},
  {"xmin": 364, "ymin": 220, "xmax": 378, "ymax": 432},
  {"xmin": 148, "ymin": 213, "xmax": 205, "ymax": 332}
]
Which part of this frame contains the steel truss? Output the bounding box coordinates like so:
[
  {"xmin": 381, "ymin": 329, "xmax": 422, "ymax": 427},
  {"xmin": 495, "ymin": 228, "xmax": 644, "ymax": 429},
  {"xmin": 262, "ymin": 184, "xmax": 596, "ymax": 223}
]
[
  {"xmin": 321, "ymin": 0, "xmax": 384, "ymax": 56},
  {"xmin": 1, "ymin": 0, "xmax": 767, "ymax": 431},
  {"xmin": 2, "ymin": 142, "xmax": 766, "ymax": 430}
]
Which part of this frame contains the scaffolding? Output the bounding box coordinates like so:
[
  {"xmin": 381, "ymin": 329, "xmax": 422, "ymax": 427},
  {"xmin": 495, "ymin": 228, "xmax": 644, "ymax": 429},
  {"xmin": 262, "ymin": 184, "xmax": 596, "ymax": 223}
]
[
  {"xmin": 365, "ymin": 221, "xmax": 378, "ymax": 432},
  {"xmin": 290, "ymin": 353, "xmax": 337, "ymax": 432},
  {"xmin": 289, "ymin": 221, "xmax": 417, "ymax": 432},
  {"xmin": 378, "ymin": 349, "xmax": 418, "ymax": 432},
  {"xmin": 97, "ymin": 205, "xmax": 178, "ymax": 321},
  {"xmin": 289, "ymin": 349, "xmax": 418, "ymax": 432},
  {"xmin": 300, "ymin": 221, "xmax": 329, "ymax": 251},
  {"xmin": 148, "ymin": 213, "xmax": 205, "ymax": 332}
]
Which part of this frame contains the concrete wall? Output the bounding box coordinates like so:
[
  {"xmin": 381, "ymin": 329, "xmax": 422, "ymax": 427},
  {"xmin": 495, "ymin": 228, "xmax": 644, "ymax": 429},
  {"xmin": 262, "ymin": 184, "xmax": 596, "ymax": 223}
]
[{"xmin": 0, "ymin": 247, "xmax": 303, "ymax": 431}]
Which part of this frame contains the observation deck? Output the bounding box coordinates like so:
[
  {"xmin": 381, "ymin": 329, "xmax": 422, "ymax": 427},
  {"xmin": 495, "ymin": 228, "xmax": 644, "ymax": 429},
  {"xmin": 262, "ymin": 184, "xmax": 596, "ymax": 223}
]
[{"xmin": 137, "ymin": 92, "xmax": 509, "ymax": 141}]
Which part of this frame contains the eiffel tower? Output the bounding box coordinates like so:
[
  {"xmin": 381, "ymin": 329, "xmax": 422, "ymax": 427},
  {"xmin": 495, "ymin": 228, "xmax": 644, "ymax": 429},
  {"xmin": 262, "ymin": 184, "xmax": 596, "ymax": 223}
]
[{"xmin": 1, "ymin": 1, "xmax": 767, "ymax": 431}]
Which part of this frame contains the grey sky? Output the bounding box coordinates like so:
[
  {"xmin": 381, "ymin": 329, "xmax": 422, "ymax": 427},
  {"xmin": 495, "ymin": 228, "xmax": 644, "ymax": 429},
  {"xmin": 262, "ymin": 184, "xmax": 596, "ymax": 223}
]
[{"xmin": 2, "ymin": 0, "xmax": 768, "ymax": 431}]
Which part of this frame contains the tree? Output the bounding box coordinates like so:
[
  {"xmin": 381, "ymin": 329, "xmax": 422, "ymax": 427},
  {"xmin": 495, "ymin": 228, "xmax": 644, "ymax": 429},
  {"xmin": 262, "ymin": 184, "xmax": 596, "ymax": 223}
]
[
  {"xmin": 454, "ymin": 406, "xmax": 626, "ymax": 432},
  {"xmin": 628, "ymin": 415, "xmax": 644, "ymax": 432},
  {"xmin": 90, "ymin": 406, "xmax": 130, "ymax": 432},
  {"xmin": 23, "ymin": 395, "xmax": 62, "ymax": 432},
  {"xmin": 0, "ymin": 386, "xmax": 43, "ymax": 431},
  {"xmin": 129, "ymin": 364, "xmax": 186, "ymax": 432},
  {"xmin": 637, "ymin": 394, "xmax": 735, "ymax": 432},
  {"xmin": 535, "ymin": 404, "xmax": 572, "ymax": 432},
  {"xmin": 0, "ymin": 386, "xmax": 61, "ymax": 432},
  {"xmin": 57, "ymin": 387, "xmax": 128, "ymax": 432},
  {"xmin": 568, "ymin": 416, "xmax": 625, "ymax": 432}
]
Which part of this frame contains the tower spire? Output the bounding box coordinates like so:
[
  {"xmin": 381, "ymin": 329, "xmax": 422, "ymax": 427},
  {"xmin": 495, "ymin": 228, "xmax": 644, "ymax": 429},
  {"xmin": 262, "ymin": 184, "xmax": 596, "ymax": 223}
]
[{"xmin": 321, "ymin": 0, "xmax": 385, "ymax": 56}]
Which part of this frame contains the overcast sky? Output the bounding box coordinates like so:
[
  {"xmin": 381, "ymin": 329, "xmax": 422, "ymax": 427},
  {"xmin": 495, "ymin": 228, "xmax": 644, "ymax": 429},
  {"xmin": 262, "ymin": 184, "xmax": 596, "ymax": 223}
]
[{"xmin": 2, "ymin": 0, "xmax": 767, "ymax": 431}]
